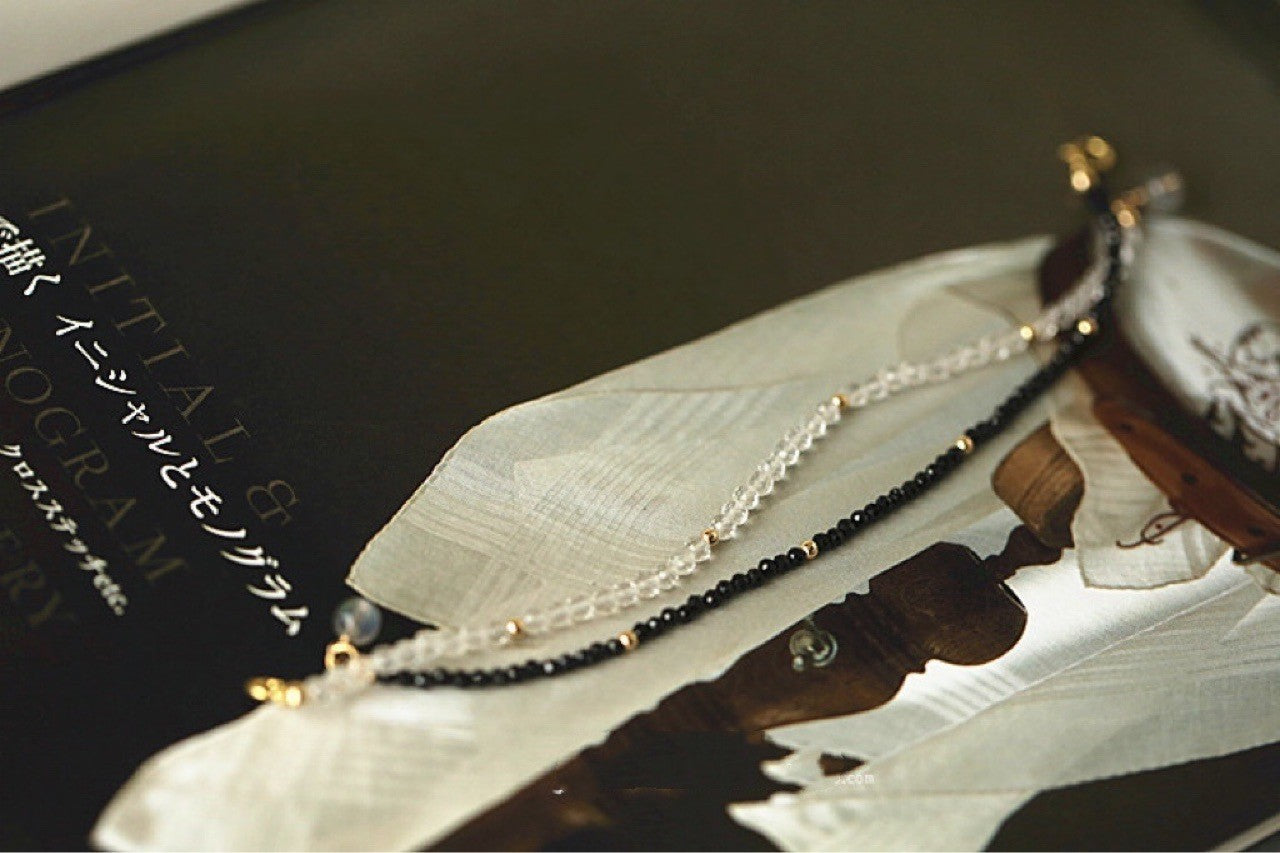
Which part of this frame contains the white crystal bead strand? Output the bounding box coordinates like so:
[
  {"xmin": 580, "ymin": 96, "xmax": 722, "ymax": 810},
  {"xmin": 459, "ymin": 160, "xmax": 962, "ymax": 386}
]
[{"xmin": 318, "ymin": 226, "xmax": 1132, "ymax": 687}]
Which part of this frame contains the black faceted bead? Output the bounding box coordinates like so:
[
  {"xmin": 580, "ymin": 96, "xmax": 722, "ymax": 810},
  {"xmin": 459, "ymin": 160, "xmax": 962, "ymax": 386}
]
[
  {"xmin": 491, "ymin": 668, "xmax": 510, "ymax": 685},
  {"xmin": 469, "ymin": 670, "xmax": 492, "ymax": 687},
  {"xmin": 447, "ymin": 670, "xmax": 469, "ymax": 686},
  {"xmin": 542, "ymin": 659, "xmax": 562, "ymax": 676},
  {"xmin": 702, "ymin": 589, "xmax": 722, "ymax": 608},
  {"xmin": 813, "ymin": 532, "xmax": 830, "ymax": 551},
  {"xmin": 849, "ymin": 509, "xmax": 868, "ymax": 527},
  {"xmin": 522, "ymin": 660, "xmax": 543, "ymax": 679},
  {"xmin": 504, "ymin": 665, "xmax": 525, "ymax": 684},
  {"xmin": 746, "ymin": 567, "xmax": 764, "ymax": 586},
  {"xmin": 901, "ymin": 480, "xmax": 920, "ymax": 499},
  {"xmin": 913, "ymin": 472, "xmax": 930, "ymax": 489},
  {"xmin": 837, "ymin": 517, "xmax": 855, "ymax": 536},
  {"xmin": 826, "ymin": 527, "xmax": 842, "ymax": 545},
  {"xmin": 864, "ymin": 502, "xmax": 880, "ymax": 521},
  {"xmin": 787, "ymin": 546, "xmax": 808, "ymax": 565},
  {"xmin": 675, "ymin": 604, "xmax": 693, "ymax": 621},
  {"xmin": 588, "ymin": 642, "xmax": 609, "ymax": 661},
  {"xmin": 889, "ymin": 486, "xmax": 904, "ymax": 504},
  {"xmin": 660, "ymin": 607, "xmax": 678, "ymax": 626},
  {"xmin": 758, "ymin": 557, "xmax": 778, "ymax": 576},
  {"xmin": 605, "ymin": 638, "xmax": 623, "ymax": 656},
  {"xmin": 774, "ymin": 552, "xmax": 794, "ymax": 570},
  {"xmin": 731, "ymin": 572, "xmax": 749, "ymax": 592},
  {"xmin": 875, "ymin": 495, "xmax": 892, "ymax": 512},
  {"xmin": 685, "ymin": 594, "xmax": 704, "ymax": 613},
  {"xmin": 646, "ymin": 615, "xmax": 664, "ymax": 635}
]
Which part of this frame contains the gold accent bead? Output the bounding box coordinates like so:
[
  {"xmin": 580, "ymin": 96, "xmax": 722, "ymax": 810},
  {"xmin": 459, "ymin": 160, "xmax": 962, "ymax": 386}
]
[
  {"xmin": 618, "ymin": 629, "xmax": 639, "ymax": 651},
  {"xmin": 955, "ymin": 434, "xmax": 975, "ymax": 455},
  {"xmin": 504, "ymin": 618, "xmax": 526, "ymax": 640},
  {"xmin": 801, "ymin": 539, "xmax": 819, "ymax": 560},
  {"xmin": 1076, "ymin": 317, "xmax": 1097, "ymax": 336},
  {"xmin": 832, "ymin": 392, "xmax": 850, "ymax": 409},
  {"xmin": 1019, "ymin": 324, "xmax": 1036, "ymax": 343},
  {"xmin": 703, "ymin": 527, "xmax": 719, "ymax": 546},
  {"xmin": 1069, "ymin": 169, "xmax": 1093, "ymax": 192},
  {"xmin": 245, "ymin": 676, "xmax": 306, "ymax": 707}
]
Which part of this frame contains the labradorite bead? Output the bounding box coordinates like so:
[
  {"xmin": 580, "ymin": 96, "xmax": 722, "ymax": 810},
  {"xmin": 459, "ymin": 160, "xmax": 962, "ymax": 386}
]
[{"xmin": 332, "ymin": 596, "xmax": 383, "ymax": 646}]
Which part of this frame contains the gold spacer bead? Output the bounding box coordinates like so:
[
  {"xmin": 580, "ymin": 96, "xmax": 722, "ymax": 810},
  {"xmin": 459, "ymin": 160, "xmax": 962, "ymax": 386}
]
[
  {"xmin": 504, "ymin": 618, "xmax": 526, "ymax": 640},
  {"xmin": 280, "ymin": 683, "xmax": 305, "ymax": 708},
  {"xmin": 1076, "ymin": 317, "xmax": 1097, "ymax": 336},
  {"xmin": 1069, "ymin": 168, "xmax": 1093, "ymax": 192},
  {"xmin": 245, "ymin": 676, "xmax": 277, "ymax": 703},
  {"xmin": 1113, "ymin": 202, "xmax": 1140, "ymax": 229},
  {"xmin": 801, "ymin": 539, "xmax": 819, "ymax": 560},
  {"xmin": 703, "ymin": 527, "xmax": 719, "ymax": 546},
  {"xmin": 618, "ymin": 629, "xmax": 639, "ymax": 651},
  {"xmin": 1019, "ymin": 324, "xmax": 1036, "ymax": 343},
  {"xmin": 245, "ymin": 676, "xmax": 305, "ymax": 707},
  {"xmin": 832, "ymin": 392, "xmax": 850, "ymax": 409},
  {"xmin": 1084, "ymin": 135, "xmax": 1117, "ymax": 171},
  {"xmin": 955, "ymin": 434, "xmax": 975, "ymax": 455}
]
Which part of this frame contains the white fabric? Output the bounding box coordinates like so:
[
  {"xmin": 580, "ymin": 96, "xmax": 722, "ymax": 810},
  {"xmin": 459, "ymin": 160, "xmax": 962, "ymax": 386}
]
[
  {"xmin": 731, "ymin": 549, "xmax": 1275, "ymax": 851},
  {"xmin": 1121, "ymin": 218, "xmax": 1280, "ymax": 473},
  {"xmin": 94, "ymin": 220, "xmax": 1280, "ymax": 851},
  {"xmin": 1049, "ymin": 375, "xmax": 1228, "ymax": 589}
]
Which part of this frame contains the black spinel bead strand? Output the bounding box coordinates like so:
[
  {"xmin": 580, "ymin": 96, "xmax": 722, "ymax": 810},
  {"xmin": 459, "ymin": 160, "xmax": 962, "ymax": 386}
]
[{"xmin": 375, "ymin": 213, "xmax": 1122, "ymax": 692}]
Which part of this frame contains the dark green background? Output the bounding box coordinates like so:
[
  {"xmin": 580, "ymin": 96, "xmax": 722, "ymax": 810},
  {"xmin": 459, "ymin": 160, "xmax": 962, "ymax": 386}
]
[{"xmin": 0, "ymin": 1, "xmax": 1276, "ymax": 849}]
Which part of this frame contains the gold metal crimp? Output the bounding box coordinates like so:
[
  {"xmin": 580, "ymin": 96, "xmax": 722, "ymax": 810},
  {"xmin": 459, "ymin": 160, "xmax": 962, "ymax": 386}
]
[
  {"xmin": 245, "ymin": 676, "xmax": 305, "ymax": 707},
  {"xmin": 504, "ymin": 618, "xmax": 526, "ymax": 640},
  {"xmin": 1076, "ymin": 317, "xmax": 1097, "ymax": 337},
  {"xmin": 618, "ymin": 629, "xmax": 639, "ymax": 651},
  {"xmin": 801, "ymin": 539, "xmax": 819, "ymax": 560},
  {"xmin": 324, "ymin": 635, "xmax": 361, "ymax": 671},
  {"xmin": 1058, "ymin": 135, "xmax": 1116, "ymax": 193},
  {"xmin": 1018, "ymin": 324, "xmax": 1036, "ymax": 343},
  {"xmin": 703, "ymin": 527, "xmax": 720, "ymax": 546},
  {"xmin": 955, "ymin": 434, "xmax": 975, "ymax": 455}
]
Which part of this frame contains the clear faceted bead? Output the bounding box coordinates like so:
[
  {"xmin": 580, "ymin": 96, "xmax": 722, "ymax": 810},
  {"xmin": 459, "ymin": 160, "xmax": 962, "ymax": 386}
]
[
  {"xmin": 636, "ymin": 574, "xmax": 663, "ymax": 598},
  {"xmin": 612, "ymin": 579, "xmax": 640, "ymax": 607},
  {"xmin": 732, "ymin": 485, "xmax": 760, "ymax": 512},
  {"xmin": 668, "ymin": 551, "xmax": 698, "ymax": 576},
  {"xmin": 787, "ymin": 426, "xmax": 813, "ymax": 453},
  {"xmin": 748, "ymin": 465, "xmax": 775, "ymax": 496},
  {"xmin": 566, "ymin": 595, "xmax": 595, "ymax": 622},
  {"xmin": 687, "ymin": 536, "xmax": 712, "ymax": 562}
]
